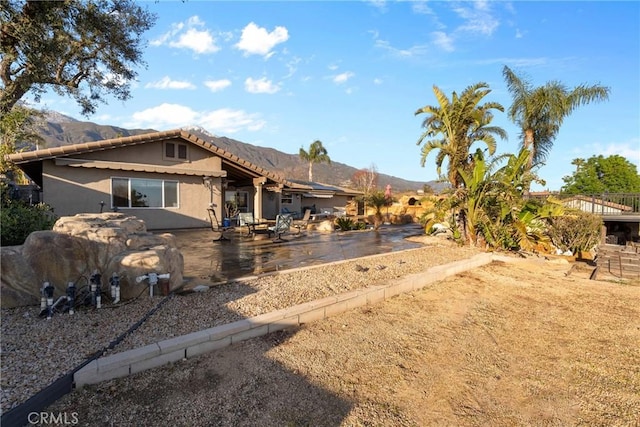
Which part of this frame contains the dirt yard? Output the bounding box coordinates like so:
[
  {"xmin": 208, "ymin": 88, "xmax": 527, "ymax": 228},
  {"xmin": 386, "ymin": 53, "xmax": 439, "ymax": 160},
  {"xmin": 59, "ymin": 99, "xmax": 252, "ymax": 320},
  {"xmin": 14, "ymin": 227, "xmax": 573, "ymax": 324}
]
[{"xmin": 49, "ymin": 257, "xmax": 639, "ymax": 426}]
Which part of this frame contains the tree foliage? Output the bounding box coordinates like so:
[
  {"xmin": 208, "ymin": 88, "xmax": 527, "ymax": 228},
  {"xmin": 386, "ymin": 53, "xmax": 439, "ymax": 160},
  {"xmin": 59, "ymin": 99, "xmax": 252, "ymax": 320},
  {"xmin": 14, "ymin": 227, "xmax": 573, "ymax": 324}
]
[
  {"xmin": 0, "ymin": 103, "xmax": 44, "ymax": 175},
  {"xmin": 351, "ymin": 164, "xmax": 378, "ymax": 196},
  {"xmin": 423, "ymin": 148, "xmax": 564, "ymax": 250},
  {"xmin": 502, "ymin": 65, "xmax": 610, "ymax": 169},
  {"xmin": 0, "ymin": 0, "xmax": 157, "ymax": 116},
  {"xmin": 562, "ymin": 155, "xmax": 640, "ymax": 194},
  {"xmin": 415, "ymin": 82, "xmax": 507, "ymax": 189},
  {"xmin": 299, "ymin": 140, "xmax": 330, "ymax": 182},
  {"xmin": 364, "ymin": 190, "xmax": 390, "ymax": 230}
]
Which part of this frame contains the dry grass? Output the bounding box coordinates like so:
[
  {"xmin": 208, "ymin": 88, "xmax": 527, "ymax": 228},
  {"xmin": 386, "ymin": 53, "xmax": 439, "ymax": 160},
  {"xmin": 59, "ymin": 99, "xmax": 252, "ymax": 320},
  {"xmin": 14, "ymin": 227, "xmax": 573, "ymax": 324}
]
[{"xmin": 48, "ymin": 258, "xmax": 640, "ymax": 426}]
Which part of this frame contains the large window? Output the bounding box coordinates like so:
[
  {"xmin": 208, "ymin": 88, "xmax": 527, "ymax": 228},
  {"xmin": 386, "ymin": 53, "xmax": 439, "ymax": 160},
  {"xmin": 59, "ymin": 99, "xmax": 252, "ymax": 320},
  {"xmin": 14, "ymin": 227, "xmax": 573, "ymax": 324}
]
[
  {"xmin": 112, "ymin": 178, "xmax": 179, "ymax": 209},
  {"xmin": 225, "ymin": 191, "xmax": 249, "ymax": 214}
]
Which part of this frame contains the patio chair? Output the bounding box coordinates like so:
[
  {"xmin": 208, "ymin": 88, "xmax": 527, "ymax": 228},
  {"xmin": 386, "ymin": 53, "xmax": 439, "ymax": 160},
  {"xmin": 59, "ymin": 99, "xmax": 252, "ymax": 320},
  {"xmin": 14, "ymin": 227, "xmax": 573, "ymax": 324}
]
[
  {"xmin": 292, "ymin": 209, "xmax": 311, "ymax": 234},
  {"xmin": 268, "ymin": 214, "xmax": 293, "ymax": 243},
  {"xmin": 207, "ymin": 206, "xmax": 233, "ymax": 242},
  {"xmin": 238, "ymin": 212, "xmax": 259, "ymax": 237}
]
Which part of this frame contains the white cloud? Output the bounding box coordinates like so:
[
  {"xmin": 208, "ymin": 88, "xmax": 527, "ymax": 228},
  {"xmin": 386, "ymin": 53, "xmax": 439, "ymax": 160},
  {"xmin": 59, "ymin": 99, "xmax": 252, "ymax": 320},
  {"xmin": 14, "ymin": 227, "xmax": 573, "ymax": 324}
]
[
  {"xmin": 199, "ymin": 108, "xmax": 266, "ymax": 133},
  {"xmin": 333, "ymin": 72, "xmax": 355, "ymax": 84},
  {"xmin": 432, "ymin": 31, "xmax": 455, "ymax": 52},
  {"xmin": 592, "ymin": 140, "xmax": 640, "ymax": 168},
  {"xmin": 373, "ymin": 78, "xmax": 383, "ymax": 85},
  {"xmin": 366, "ymin": 0, "xmax": 387, "ymax": 12},
  {"xmin": 204, "ymin": 79, "xmax": 232, "ymax": 92},
  {"xmin": 145, "ymin": 76, "xmax": 196, "ymax": 90},
  {"xmin": 152, "ymin": 16, "xmax": 219, "ymax": 54},
  {"xmin": 475, "ymin": 57, "xmax": 548, "ymax": 68},
  {"xmin": 235, "ymin": 22, "xmax": 289, "ymax": 57},
  {"xmin": 130, "ymin": 103, "xmax": 199, "ymax": 127},
  {"xmin": 171, "ymin": 28, "xmax": 218, "ymax": 54},
  {"xmin": 245, "ymin": 77, "xmax": 281, "ymax": 94},
  {"xmin": 101, "ymin": 71, "xmax": 128, "ymax": 88},
  {"xmin": 452, "ymin": 1, "xmax": 500, "ymax": 36},
  {"xmin": 372, "ymin": 33, "xmax": 429, "ymax": 58},
  {"xmin": 283, "ymin": 56, "xmax": 301, "ymax": 78},
  {"xmin": 412, "ymin": 1, "xmax": 434, "ymax": 16},
  {"xmin": 125, "ymin": 103, "xmax": 265, "ymax": 134}
]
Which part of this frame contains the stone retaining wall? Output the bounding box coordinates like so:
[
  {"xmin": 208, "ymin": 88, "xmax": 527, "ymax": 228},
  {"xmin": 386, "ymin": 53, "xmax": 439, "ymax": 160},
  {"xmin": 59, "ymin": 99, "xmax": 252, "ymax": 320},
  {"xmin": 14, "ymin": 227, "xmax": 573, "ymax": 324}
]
[{"xmin": 74, "ymin": 252, "xmax": 493, "ymax": 388}]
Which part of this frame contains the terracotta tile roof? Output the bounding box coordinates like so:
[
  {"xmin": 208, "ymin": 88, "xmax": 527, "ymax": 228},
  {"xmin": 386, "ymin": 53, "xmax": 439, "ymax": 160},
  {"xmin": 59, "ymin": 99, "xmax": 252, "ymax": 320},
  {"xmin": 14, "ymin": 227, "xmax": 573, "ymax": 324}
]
[
  {"xmin": 563, "ymin": 195, "xmax": 633, "ymax": 212},
  {"xmin": 6, "ymin": 129, "xmax": 296, "ymax": 187},
  {"xmin": 8, "ymin": 130, "xmax": 182, "ymax": 162}
]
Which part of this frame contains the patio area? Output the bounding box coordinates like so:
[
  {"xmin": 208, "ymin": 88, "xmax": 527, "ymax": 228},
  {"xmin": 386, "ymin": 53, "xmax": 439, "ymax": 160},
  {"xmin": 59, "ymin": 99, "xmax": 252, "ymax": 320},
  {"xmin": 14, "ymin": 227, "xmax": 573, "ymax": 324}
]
[{"xmin": 170, "ymin": 223, "xmax": 426, "ymax": 288}]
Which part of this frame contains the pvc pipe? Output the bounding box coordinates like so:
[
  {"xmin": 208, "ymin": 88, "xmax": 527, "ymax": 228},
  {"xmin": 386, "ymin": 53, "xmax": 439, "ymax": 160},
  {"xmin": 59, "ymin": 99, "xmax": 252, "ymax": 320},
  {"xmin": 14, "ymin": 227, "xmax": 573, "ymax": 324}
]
[{"xmin": 51, "ymin": 296, "xmax": 68, "ymax": 312}]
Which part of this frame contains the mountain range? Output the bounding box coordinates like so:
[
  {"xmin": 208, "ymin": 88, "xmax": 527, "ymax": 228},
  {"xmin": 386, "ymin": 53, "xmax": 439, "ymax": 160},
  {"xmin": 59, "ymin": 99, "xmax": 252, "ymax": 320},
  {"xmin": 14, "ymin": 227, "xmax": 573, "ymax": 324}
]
[{"xmin": 31, "ymin": 112, "xmax": 442, "ymax": 192}]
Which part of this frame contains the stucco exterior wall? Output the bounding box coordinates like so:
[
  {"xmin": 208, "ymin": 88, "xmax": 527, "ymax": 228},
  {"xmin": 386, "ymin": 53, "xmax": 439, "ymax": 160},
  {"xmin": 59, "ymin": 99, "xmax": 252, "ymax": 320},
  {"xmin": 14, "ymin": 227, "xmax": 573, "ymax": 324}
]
[{"xmin": 40, "ymin": 140, "xmax": 223, "ymax": 230}]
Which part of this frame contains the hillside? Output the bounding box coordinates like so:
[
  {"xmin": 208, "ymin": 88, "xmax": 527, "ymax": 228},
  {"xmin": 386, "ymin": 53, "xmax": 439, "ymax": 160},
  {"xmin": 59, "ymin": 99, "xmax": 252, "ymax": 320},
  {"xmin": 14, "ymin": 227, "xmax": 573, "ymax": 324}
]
[{"xmin": 32, "ymin": 113, "xmax": 442, "ymax": 192}]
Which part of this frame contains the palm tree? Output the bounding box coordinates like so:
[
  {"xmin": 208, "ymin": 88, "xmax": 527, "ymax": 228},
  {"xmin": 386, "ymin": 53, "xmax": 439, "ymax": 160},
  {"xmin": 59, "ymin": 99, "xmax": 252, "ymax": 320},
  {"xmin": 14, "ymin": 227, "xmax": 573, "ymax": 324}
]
[
  {"xmin": 502, "ymin": 65, "xmax": 610, "ymax": 170},
  {"xmin": 415, "ymin": 82, "xmax": 507, "ymax": 189},
  {"xmin": 299, "ymin": 140, "xmax": 331, "ymax": 182},
  {"xmin": 571, "ymin": 158, "xmax": 585, "ymax": 173}
]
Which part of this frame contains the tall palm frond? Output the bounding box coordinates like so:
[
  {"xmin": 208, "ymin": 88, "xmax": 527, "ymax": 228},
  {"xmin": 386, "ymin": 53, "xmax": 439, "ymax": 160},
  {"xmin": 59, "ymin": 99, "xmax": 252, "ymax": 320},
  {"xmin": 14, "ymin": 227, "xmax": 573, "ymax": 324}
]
[
  {"xmin": 502, "ymin": 65, "xmax": 610, "ymax": 169},
  {"xmin": 415, "ymin": 82, "xmax": 506, "ymax": 189},
  {"xmin": 299, "ymin": 139, "xmax": 331, "ymax": 182}
]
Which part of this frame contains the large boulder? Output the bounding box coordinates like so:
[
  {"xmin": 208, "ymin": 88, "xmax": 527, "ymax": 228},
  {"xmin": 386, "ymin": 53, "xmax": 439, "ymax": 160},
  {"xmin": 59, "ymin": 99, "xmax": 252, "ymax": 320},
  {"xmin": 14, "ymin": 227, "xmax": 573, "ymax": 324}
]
[{"xmin": 1, "ymin": 213, "xmax": 183, "ymax": 308}]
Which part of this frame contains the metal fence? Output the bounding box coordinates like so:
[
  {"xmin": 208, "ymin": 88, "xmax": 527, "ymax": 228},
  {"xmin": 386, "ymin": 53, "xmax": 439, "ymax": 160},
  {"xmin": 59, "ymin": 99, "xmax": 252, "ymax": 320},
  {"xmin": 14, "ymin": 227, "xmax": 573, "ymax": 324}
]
[{"xmin": 527, "ymin": 192, "xmax": 640, "ymax": 216}]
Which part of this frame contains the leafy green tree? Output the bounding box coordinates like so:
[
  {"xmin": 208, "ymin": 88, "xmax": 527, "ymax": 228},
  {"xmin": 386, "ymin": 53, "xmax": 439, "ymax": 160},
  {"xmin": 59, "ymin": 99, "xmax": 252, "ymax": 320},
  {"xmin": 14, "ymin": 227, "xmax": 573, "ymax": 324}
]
[
  {"xmin": 0, "ymin": 0, "xmax": 157, "ymax": 116},
  {"xmin": 299, "ymin": 140, "xmax": 331, "ymax": 182},
  {"xmin": 0, "ymin": 103, "xmax": 44, "ymax": 175},
  {"xmin": 502, "ymin": 65, "xmax": 610, "ymax": 170},
  {"xmin": 562, "ymin": 155, "xmax": 640, "ymax": 194},
  {"xmin": 415, "ymin": 82, "xmax": 507, "ymax": 189}
]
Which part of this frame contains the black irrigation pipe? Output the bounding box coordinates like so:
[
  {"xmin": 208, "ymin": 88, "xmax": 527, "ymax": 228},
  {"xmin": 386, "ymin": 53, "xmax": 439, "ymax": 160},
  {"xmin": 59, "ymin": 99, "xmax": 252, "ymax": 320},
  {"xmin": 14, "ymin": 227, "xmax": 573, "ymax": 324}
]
[{"xmin": 1, "ymin": 292, "xmax": 175, "ymax": 427}]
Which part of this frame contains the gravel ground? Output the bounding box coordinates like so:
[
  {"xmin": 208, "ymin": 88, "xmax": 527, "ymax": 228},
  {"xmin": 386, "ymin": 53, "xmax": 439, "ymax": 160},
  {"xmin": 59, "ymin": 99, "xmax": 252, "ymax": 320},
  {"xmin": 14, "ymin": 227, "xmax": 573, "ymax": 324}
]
[
  {"xmin": 43, "ymin": 254, "xmax": 640, "ymax": 426},
  {"xmin": 1, "ymin": 237, "xmax": 478, "ymax": 413}
]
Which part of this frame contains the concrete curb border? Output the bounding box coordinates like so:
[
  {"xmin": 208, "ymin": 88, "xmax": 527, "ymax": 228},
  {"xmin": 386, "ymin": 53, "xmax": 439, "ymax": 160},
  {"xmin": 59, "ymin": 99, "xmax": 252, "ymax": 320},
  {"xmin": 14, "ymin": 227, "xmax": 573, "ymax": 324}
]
[{"xmin": 74, "ymin": 252, "xmax": 494, "ymax": 388}]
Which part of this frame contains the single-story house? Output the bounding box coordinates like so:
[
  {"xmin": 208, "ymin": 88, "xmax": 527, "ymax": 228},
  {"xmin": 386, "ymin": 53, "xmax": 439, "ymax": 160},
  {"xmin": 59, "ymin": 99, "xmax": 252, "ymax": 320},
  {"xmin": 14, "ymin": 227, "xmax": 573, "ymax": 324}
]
[{"xmin": 7, "ymin": 129, "xmax": 359, "ymax": 230}]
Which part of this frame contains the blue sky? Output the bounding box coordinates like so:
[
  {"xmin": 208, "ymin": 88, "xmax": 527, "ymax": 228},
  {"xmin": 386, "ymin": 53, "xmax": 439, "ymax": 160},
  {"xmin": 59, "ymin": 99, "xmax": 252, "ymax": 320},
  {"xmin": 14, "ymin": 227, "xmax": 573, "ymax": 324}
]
[{"xmin": 38, "ymin": 1, "xmax": 639, "ymax": 191}]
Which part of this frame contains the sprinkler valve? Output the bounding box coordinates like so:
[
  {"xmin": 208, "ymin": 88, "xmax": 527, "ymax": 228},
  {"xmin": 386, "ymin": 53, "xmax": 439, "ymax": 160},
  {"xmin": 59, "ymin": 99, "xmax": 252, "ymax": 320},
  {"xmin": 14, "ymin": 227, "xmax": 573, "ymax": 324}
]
[
  {"xmin": 66, "ymin": 282, "xmax": 76, "ymax": 315},
  {"xmin": 44, "ymin": 282, "xmax": 55, "ymax": 320},
  {"xmin": 136, "ymin": 272, "xmax": 170, "ymax": 297},
  {"xmin": 110, "ymin": 272, "xmax": 121, "ymax": 304},
  {"xmin": 40, "ymin": 281, "xmax": 49, "ymax": 312},
  {"xmin": 90, "ymin": 270, "xmax": 102, "ymax": 308}
]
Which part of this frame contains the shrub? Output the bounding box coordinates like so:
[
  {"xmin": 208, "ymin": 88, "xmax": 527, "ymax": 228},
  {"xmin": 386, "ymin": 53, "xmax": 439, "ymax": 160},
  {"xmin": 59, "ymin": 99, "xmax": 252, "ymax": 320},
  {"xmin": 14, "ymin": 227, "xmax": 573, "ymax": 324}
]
[
  {"xmin": 353, "ymin": 221, "xmax": 367, "ymax": 230},
  {"xmin": 335, "ymin": 217, "xmax": 355, "ymax": 231},
  {"xmin": 547, "ymin": 211, "xmax": 603, "ymax": 254},
  {"xmin": 1, "ymin": 182, "xmax": 57, "ymax": 246}
]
